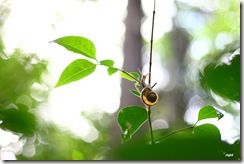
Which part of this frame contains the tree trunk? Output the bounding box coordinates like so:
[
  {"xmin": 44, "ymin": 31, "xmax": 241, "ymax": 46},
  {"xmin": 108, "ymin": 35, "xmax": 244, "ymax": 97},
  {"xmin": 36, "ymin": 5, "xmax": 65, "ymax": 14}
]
[
  {"xmin": 163, "ymin": 27, "xmax": 190, "ymax": 126},
  {"xmin": 120, "ymin": 0, "xmax": 143, "ymax": 108},
  {"xmin": 111, "ymin": 0, "xmax": 143, "ymax": 145}
]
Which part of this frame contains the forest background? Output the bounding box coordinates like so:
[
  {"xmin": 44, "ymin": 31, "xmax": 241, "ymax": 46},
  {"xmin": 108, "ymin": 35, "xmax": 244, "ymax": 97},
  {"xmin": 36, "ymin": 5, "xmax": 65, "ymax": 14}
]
[{"xmin": 0, "ymin": 0, "xmax": 241, "ymax": 160}]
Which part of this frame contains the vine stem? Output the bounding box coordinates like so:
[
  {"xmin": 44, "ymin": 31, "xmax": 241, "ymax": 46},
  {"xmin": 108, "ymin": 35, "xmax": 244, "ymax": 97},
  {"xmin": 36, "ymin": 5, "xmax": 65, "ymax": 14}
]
[
  {"xmin": 119, "ymin": 68, "xmax": 140, "ymax": 83},
  {"xmin": 154, "ymin": 125, "xmax": 195, "ymax": 143},
  {"xmin": 147, "ymin": 0, "xmax": 156, "ymax": 145},
  {"xmin": 98, "ymin": 60, "xmax": 140, "ymax": 83}
]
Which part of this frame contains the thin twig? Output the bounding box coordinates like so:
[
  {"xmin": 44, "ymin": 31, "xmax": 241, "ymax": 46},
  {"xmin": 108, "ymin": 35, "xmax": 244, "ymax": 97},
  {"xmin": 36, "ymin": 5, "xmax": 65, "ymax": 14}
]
[
  {"xmin": 148, "ymin": 0, "xmax": 156, "ymax": 86},
  {"xmin": 119, "ymin": 68, "xmax": 141, "ymax": 83},
  {"xmin": 98, "ymin": 60, "xmax": 140, "ymax": 83},
  {"xmin": 154, "ymin": 125, "xmax": 195, "ymax": 143},
  {"xmin": 147, "ymin": 0, "xmax": 156, "ymax": 145}
]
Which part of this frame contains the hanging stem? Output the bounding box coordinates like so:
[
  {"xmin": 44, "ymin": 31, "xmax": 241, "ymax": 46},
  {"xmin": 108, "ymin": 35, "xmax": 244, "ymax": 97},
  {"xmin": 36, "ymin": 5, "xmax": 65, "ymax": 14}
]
[
  {"xmin": 148, "ymin": 0, "xmax": 156, "ymax": 85},
  {"xmin": 147, "ymin": 0, "xmax": 156, "ymax": 145}
]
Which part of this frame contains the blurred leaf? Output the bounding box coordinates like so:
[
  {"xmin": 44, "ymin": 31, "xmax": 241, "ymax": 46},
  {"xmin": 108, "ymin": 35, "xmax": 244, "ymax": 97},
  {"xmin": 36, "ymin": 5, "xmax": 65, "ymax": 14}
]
[
  {"xmin": 200, "ymin": 54, "xmax": 240, "ymax": 101},
  {"xmin": 0, "ymin": 52, "xmax": 48, "ymax": 106},
  {"xmin": 117, "ymin": 106, "xmax": 148, "ymax": 142},
  {"xmin": 193, "ymin": 123, "xmax": 221, "ymax": 141},
  {"xmin": 0, "ymin": 107, "xmax": 36, "ymax": 136},
  {"xmin": 100, "ymin": 59, "xmax": 114, "ymax": 67},
  {"xmin": 130, "ymin": 90, "xmax": 140, "ymax": 97},
  {"xmin": 55, "ymin": 59, "xmax": 96, "ymax": 87},
  {"xmin": 72, "ymin": 150, "xmax": 85, "ymax": 160},
  {"xmin": 197, "ymin": 106, "xmax": 219, "ymax": 123},
  {"xmin": 120, "ymin": 72, "xmax": 140, "ymax": 82},
  {"xmin": 112, "ymin": 132, "xmax": 239, "ymax": 160},
  {"xmin": 52, "ymin": 36, "xmax": 96, "ymax": 60}
]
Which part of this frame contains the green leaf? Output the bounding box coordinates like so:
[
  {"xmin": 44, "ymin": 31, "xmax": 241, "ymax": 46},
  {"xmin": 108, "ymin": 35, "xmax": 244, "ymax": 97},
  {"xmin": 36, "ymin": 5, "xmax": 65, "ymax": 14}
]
[
  {"xmin": 52, "ymin": 36, "xmax": 96, "ymax": 59},
  {"xmin": 107, "ymin": 67, "xmax": 118, "ymax": 76},
  {"xmin": 193, "ymin": 123, "xmax": 221, "ymax": 141},
  {"xmin": 200, "ymin": 54, "xmax": 240, "ymax": 101},
  {"xmin": 131, "ymin": 72, "xmax": 140, "ymax": 80},
  {"xmin": 100, "ymin": 59, "xmax": 114, "ymax": 67},
  {"xmin": 55, "ymin": 59, "xmax": 96, "ymax": 87},
  {"xmin": 117, "ymin": 106, "xmax": 148, "ymax": 142},
  {"xmin": 99, "ymin": 59, "xmax": 119, "ymax": 76},
  {"xmin": 120, "ymin": 72, "xmax": 140, "ymax": 82},
  {"xmin": 130, "ymin": 90, "xmax": 140, "ymax": 97},
  {"xmin": 197, "ymin": 106, "xmax": 219, "ymax": 123},
  {"xmin": 0, "ymin": 108, "xmax": 36, "ymax": 136}
]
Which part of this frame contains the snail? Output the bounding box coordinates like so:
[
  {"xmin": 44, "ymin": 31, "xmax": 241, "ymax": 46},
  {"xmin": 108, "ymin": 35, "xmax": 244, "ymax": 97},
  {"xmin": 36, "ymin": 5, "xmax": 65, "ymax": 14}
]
[
  {"xmin": 140, "ymin": 86, "xmax": 158, "ymax": 106},
  {"xmin": 138, "ymin": 70, "xmax": 158, "ymax": 106}
]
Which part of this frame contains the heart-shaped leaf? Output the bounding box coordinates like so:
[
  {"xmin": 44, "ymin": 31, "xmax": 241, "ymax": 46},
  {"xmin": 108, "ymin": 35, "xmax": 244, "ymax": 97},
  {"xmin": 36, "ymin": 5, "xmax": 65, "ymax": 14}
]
[
  {"xmin": 55, "ymin": 59, "xmax": 96, "ymax": 87},
  {"xmin": 52, "ymin": 36, "xmax": 96, "ymax": 60},
  {"xmin": 197, "ymin": 106, "xmax": 219, "ymax": 123},
  {"xmin": 117, "ymin": 106, "xmax": 148, "ymax": 142},
  {"xmin": 193, "ymin": 123, "xmax": 221, "ymax": 141}
]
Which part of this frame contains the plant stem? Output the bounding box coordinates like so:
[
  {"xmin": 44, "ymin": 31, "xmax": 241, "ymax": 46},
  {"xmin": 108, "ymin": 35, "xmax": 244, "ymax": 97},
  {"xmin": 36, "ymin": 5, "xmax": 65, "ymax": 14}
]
[
  {"xmin": 154, "ymin": 125, "xmax": 195, "ymax": 143},
  {"xmin": 147, "ymin": 107, "xmax": 154, "ymax": 144},
  {"xmin": 148, "ymin": 0, "xmax": 156, "ymax": 85},
  {"xmin": 99, "ymin": 62, "xmax": 141, "ymax": 83},
  {"xmin": 119, "ymin": 68, "xmax": 141, "ymax": 83},
  {"xmin": 147, "ymin": 0, "xmax": 156, "ymax": 145}
]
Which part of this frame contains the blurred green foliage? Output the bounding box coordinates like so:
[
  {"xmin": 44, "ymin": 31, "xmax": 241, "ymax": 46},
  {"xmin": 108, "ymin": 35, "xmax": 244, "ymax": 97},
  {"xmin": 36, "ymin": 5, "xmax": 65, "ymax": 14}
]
[
  {"xmin": 200, "ymin": 49, "xmax": 240, "ymax": 102},
  {"xmin": 0, "ymin": 105, "xmax": 36, "ymax": 136},
  {"xmin": 17, "ymin": 112, "xmax": 112, "ymax": 160},
  {"xmin": 0, "ymin": 0, "xmax": 240, "ymax": 161},
  {"xmin": 0, "ymin": 51, "xmax": 48, "ymax": 136},
  {"xmin": 111, "ymin": 131, "xmax": 240, "ymax": 160},
  {"xmin": 111, "ymin": 0, "xmax": 240, "ymax": 160}
]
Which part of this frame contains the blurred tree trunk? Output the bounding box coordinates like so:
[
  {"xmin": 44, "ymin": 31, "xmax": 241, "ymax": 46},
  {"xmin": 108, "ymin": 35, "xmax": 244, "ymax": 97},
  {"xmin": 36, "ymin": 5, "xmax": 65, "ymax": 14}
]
[
  {"xmin": 162, "ymin": 27, "xmax": 190, "ymax": 126},
  {"xmin": 111, "ymin": 0, "xmax": 143, "ymax": 144},
  {"xmin": 120, "ymin": 0, "xmax": 143, "ymax": 108}
]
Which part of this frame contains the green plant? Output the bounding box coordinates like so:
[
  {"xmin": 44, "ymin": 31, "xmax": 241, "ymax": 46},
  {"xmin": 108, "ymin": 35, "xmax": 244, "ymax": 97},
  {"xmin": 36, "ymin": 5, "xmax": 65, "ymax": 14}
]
[
  {"xmin": 50, "ymin": 0, "xmax": 228, "ymax": 145},
  {"xmin": 50, "ymin": 35, "xmax": 227, "ymax": 144}
]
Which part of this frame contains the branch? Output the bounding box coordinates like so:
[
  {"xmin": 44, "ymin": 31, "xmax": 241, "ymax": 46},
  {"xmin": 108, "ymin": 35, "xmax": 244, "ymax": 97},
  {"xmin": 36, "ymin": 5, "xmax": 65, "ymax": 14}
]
[
  {"xmin": 155, "ymin": 125, "xmax": 195, "ymax": 143},
  {"xmin": 148, "ymin": 0, "xmax": 156, "ymax": 85},
  {"xmin": 119, "ymin": 68, "xmax": 141, "ymax": 83},
  {"xmin": 147, "ymin": 0, "xmax": 156, "ymax": 145}
]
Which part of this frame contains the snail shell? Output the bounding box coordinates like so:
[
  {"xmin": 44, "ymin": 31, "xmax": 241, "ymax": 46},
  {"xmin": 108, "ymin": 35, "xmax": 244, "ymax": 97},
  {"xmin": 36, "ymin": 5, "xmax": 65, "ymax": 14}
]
[{"xmin": 140, "ymin": 86, "xmax": 158, "ymax": 106}]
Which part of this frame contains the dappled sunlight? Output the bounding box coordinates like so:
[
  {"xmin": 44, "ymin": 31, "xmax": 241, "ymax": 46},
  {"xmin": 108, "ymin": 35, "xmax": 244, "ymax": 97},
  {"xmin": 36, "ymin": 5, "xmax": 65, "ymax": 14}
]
[
  {"xmin": 152, "ymin": 119, "xmax": 169, "ymax": 130},
  {"xmin": 215, "ymin": 32, "xmax": 233, "ymax": 50},
  {"xmin": 190, "ymin": 39, "xmax": 212, "ymax": 60},
  {"xmin": 0, "ymin": 0, "xmax": 240, "ymax": 160}
]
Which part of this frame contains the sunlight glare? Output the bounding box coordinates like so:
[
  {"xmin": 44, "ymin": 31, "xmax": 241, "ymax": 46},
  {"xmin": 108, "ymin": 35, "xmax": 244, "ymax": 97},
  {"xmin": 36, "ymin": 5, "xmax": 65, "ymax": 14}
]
[{"xmin": 2, "ymin": 0, "xmax": 126, "ymax": 142}]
